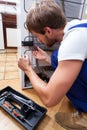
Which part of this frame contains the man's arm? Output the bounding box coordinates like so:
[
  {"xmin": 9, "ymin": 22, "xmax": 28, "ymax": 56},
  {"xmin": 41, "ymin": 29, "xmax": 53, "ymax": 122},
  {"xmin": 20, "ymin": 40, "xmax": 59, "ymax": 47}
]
[{"xmin": 18, "ymin": 56, "xmax": 83, "ymax": 107}]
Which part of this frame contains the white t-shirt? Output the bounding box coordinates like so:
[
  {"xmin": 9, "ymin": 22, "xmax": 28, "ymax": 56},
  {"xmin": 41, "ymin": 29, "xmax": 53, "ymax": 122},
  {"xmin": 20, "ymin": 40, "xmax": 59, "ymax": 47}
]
[{"xmin": 58, "ymin": 19, "xmax": 87, "ymax": 62}]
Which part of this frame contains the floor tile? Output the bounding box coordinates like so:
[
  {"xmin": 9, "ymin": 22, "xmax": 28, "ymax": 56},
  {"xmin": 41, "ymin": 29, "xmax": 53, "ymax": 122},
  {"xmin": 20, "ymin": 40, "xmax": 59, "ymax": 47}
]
[
  {"xmin": 0, "ymin": 54, "xmax": 6, "ymax": 62},
  {"xmin": 5, "ymin": 61, "xmax": 18, "ymax": 66},
  {"xmin": 0, "ymin": 73, "xmax": 4, "ymax": 80},
  {"xmin": 0, "ymin": 61, "xmax": 6, "ymax": 66},
  {"xmin": 0, "ymin": 66, "xmax": 5, "ymax": 72},
  {"xmin": 5, "ymin": 66, "xmax": 18, "ymax": 72},
  {"xmin": 5, "ymin": 71, "xmax": 19, "ymax": 80},
  {"xmin": 6, "ymin": 53, "xmax": 17, "ymax": 56},
  {"xmin": 6, "ymin": 49, "xmax": 17, "ymax": 53},
  {"xmin": 0, "ymin": 49, "xmax": 19, "ymax": 80},
  {"xmin": 0, "ymin": 54, "xmax": 6, "ymax": 57},
  {"xmin": 6, "ymin": 56, "xmax": 17, "ymax": 62}
]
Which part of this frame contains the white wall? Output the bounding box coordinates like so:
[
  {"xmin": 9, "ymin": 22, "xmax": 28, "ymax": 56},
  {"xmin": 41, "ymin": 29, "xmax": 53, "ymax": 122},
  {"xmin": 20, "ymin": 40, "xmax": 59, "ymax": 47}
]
[
  {"xmin": 0, "ymin": 4, "xmax": 17, "ymax": 14},
  {"xmin": 0, "ymin": 13, "xmax": 4, "ymax": 49}
]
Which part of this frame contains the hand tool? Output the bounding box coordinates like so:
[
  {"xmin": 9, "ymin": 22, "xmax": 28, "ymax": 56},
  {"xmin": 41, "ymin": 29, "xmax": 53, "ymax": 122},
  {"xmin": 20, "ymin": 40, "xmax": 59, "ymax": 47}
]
[
  {"xmin": 7, "ymin": 92, "xmax": 36, "ymax": 111},
  {"xmin": 12, "ymin": 109, "xmax": 33, "ymax": 127},
  {"xmin": 0, "ymin": 91, "xmax": 8, "ymax": 101},
  {"xmin": 3, "ymin": 100, "xmax": 14, "ymax": 111},
  {"xmin": 0, "ymin": 96, "xmax": 6, "ymax": 101},
  {"xmin": 2, "ymin": 100, "xmax": 33, "ymax": 127},
  {"xmin": 0, "ymin": 91, "xmax": 8, "ymax": 97},
  {"xmin": 0, "ymin": 91, "xmax": 8, "ymax": 98}
]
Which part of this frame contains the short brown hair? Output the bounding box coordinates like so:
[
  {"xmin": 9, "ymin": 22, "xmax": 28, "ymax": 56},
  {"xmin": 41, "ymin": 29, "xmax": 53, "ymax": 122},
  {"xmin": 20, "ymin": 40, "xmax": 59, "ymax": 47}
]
[{"xmin": 26, "ymin": 0, "xmax": 66, "ymax": 34}]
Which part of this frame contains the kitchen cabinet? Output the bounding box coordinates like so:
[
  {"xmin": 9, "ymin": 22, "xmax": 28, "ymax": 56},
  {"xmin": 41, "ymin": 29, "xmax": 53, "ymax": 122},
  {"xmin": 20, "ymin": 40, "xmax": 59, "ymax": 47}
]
[
  {"xmin": 0, "ymin": 1, "xmax": 17, "ymax": 49},
  {"xmin": 2, "ymin": 13, "xmax": 17, "ymax": 48}
]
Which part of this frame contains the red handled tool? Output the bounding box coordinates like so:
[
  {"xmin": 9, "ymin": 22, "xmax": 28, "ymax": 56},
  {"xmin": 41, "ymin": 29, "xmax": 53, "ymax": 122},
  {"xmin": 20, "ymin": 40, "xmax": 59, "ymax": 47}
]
[{"xmin": 3, "ymin": 101, "xmax": 33, "ymax": 127}]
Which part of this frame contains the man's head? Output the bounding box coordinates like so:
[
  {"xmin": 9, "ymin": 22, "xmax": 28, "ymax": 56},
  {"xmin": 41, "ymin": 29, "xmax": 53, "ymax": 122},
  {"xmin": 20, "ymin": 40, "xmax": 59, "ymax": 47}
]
[{"xmin": 26, "ymin": 0, "xmax": 66, "ymax": 47}]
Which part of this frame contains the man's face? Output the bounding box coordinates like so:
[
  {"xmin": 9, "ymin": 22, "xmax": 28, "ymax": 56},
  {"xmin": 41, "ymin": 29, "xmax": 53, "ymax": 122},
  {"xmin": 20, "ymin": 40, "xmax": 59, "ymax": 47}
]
[
  {"xmin": 32, "ymin": 31, "xmax": 57, "ymax": 47},
  {"xmin": 44, "ymin": 34, "xmax": 57, "ymax": 47}
]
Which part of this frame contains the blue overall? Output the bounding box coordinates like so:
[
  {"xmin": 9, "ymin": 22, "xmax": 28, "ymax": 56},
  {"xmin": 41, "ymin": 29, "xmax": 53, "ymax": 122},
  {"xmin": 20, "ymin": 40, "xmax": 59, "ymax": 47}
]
[{"xmin": 51, "ymin": 23, "xmax": 87, "ymax": 112}]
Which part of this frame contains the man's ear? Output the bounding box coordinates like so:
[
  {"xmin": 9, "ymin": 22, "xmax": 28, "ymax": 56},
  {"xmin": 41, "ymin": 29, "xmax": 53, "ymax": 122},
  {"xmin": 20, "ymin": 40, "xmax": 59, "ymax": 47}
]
[{"xmin": 44, "ymin": 27, "xmax": 53, "ymax": 36}]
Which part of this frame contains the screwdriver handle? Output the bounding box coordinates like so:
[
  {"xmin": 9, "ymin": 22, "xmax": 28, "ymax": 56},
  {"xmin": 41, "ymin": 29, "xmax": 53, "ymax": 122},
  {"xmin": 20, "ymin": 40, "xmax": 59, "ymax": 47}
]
[
  {"xmin": 2, "ymin": 101, "xmax": 33, "ymax": 127},
  {"xmin": 13, "ymin": 109, "xmax": 33, "ymax": 127},
  {"xmin": 3, "ymin": 101, "xmax": 14, "ymax": 111},
  {"xmin": 12, "ymin": 109, "xmax": 24, "ymax": 120}
]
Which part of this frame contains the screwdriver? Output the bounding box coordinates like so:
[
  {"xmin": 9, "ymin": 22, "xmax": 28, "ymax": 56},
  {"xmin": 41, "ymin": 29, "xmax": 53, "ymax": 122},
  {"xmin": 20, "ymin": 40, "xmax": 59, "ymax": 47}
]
[
  {"xmin": 12, "ymin": 109, "xmax": 33, "ymax": 127},
  {"xmin": 3, "ymin": 101, "xmax": 33, "ymax": 127},
  {"xmin": 3, "ymin": 101, "xmax": 14, "ymax": 111}
]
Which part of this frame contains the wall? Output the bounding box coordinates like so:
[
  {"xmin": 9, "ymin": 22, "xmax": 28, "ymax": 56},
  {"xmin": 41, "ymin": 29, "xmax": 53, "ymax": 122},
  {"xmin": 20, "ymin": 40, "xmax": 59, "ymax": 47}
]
[{"xmin": 0, "ymin": 13, "xmax": 4, "ymax": 49}]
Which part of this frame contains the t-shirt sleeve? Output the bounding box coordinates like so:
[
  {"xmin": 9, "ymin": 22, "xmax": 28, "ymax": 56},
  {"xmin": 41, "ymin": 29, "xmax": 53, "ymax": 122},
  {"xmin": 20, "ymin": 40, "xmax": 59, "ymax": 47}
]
[{"xmin": 58, "ymin": 29, "xmax": 87, "ymax": 62}]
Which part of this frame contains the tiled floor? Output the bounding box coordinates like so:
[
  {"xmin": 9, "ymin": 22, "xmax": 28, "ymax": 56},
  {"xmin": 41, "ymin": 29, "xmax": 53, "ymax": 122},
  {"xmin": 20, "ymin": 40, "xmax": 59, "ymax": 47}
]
[{"xmin": 0, "ymin": 49, "xmax": 19, "ymax": 80}]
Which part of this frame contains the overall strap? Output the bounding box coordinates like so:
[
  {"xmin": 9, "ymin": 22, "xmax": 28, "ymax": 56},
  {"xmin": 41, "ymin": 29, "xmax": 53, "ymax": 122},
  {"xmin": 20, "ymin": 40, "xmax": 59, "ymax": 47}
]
[{"xmin": 68, "ymin": 23, "xmax": 87, "ymax": 30}]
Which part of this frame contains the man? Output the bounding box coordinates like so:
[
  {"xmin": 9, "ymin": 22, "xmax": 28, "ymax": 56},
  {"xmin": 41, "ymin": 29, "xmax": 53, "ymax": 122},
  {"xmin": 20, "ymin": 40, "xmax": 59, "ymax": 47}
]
[{"xmin": 18, "ymin": 1, "xmax": 87, "ymax": 129}]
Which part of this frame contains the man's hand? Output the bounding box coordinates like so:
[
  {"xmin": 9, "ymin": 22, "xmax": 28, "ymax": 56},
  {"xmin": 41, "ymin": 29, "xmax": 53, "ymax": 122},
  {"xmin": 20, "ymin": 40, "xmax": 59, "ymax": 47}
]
[
  {"xmin": 32, "ymin": 47, "xmax": 51, "ymax": 64},
  {"xmin": 18, "ymin": 55, "xmax": 31, "ymax": 72}
]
